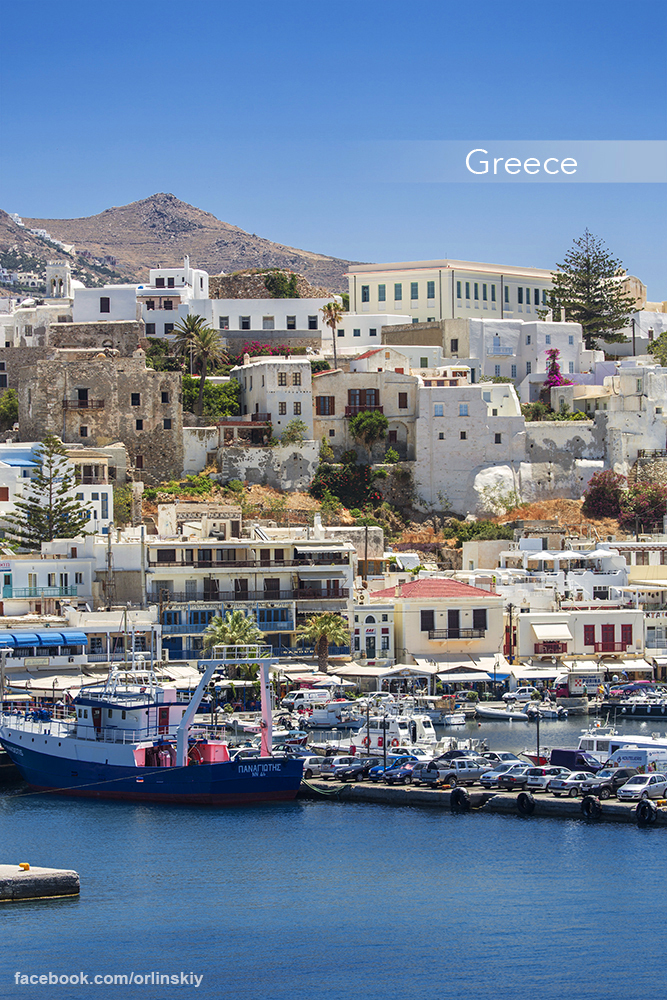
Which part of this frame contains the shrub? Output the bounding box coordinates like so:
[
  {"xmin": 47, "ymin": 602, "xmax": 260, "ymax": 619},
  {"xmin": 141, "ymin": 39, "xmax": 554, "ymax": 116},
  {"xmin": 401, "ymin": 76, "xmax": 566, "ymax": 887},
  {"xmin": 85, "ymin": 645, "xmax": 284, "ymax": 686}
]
[
  {"xmin": 619, "ymin": 482, "xmax": 667, "ymax": 532},
  {"xmin": 280, "ymin": 419, "xmax": 308, "ymax": 445},
  {"xmin": 582, "ymin": 470, "xmax": 626, "ymax": 519},
  {"xmin": 310, "ymin": 462, "xmax": 383, "ymax": 509},
  {"xmin": 384, "ymin": 447, "xmax": 400, "ymax": 464}
]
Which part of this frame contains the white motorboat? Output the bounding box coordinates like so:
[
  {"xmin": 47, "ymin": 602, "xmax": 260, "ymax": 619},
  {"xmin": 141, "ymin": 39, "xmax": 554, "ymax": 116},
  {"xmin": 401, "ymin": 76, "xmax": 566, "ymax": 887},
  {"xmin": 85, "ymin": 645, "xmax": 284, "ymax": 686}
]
[{"xmin": 475, "ymin": 704, "xmax": 529, "ymax": 722}]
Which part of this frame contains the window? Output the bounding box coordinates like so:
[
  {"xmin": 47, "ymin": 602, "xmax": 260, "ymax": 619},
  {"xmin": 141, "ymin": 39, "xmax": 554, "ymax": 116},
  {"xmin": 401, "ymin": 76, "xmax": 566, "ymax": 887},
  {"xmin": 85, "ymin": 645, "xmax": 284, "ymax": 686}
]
[
  {"xmin": 517, "ymin": 287, "xmax": 523, "ymax": 305},
  {"xmin": 420, "ymin": 610, "xmax": 434, "ymax": 632},
  {"xmin": 155, "ymin": 277, "xmax": 165, "ymax": 288},
  {"xmin": 439, "ymin": 432, "xmax": 445, "ymax": 440},
  {"xmin": 460, "ymin": 431, "xmax": 467, "ymax": 440},
  {"xmin": 542, "ymin": 290, "xmax": 548, "ymax": 305},
  {"xmin": 164, "ymin": 323, "xmax": 174, "ymax": 335},
  {"xmin": 473, "ymin": 608, "xmax": 487, "ymax": 631},
  {"xmin": 482, "ymin": 284, "xmax": 487, "ymax": 301},
  {"xmin": 308, "ymin": 316, "xmax": 318, "ymax": 330},
  {"xmin": 450, "ymin": 339, "xmax": 459, "ymax": 353},
  {"xmin": 135, "ymin": 455, "xmax": 143, "ymax": 470},
  {"xmin": 337, "ymin": 328, "xmax": 344, "ymax": 337},
  {"xmin": 459, "ymin": 404, "xmax": 468, "ymax": 416},
  {"xmin": 163, "ymin": 418, "xmax": 172, "ymax": 429},
  {"xmin": 427, "ymin": 280, "xmax": 435, "ymax": 299},
  {"xmin": 511, "ymin": 365, "xmax": 517, "ymax": 378},
  {"xmin": 495, "ymin": 365, "xmax": 501, "ymax": 376},
  {"xmin": 465, "ymin": 282, "xmax": 470, "ymax": 300},
  {"xmin": 394, "ymin": 283, "xmax": 402, "ymax": 301},
  {"xmin": 161, "ymin": 391, "xmax": 170, "ymax": 404},
  {"xmin": 492, "ymin": 408, "xmax": 498, "ymax": 416},
  {"xmin": 526, "ymin": 362, "xmax": 532, "ymax": 374},
  {"xmin": 495, "ymin": 433, "xmax": 502, "ymax": 444},
  {"xmin": 504, "ymin": 285, "xmax": 509, "ymax": 304},
  {"xmin": 101, "ymin": 495, "xmax": 108, "ymax": 519},
  {"xmin": 163, "ymin": 300, "xmax": 173, "ymax": 310},
  {"xmin": 534, "ymin": 288, "xmax": 540, "ymax": 305},
  {"xmin": 262, "ymin": 316, "xmax": 275, "ymax": 330},
  {"xmin": 75, "ymin": 572, "xmax": 84, "ymax": 585},
  {"xmin": 278, "ymin": 372, "xmax": 287, "ymax": 386},
  {"xmin": 293, "ymin": 402, "xmax": 301, "ymax": 415},
  {"xmin": 636, "ymin": 551, "xmax": 649, "ymax": 566},
  {"xmin": 219, "ymin": 316, "xmax": 229, "ymax": 330},
  {"xmin": 456, "ymin": 281, "xmax": 462, "ymax": 299},
  {"xmin": 388, "ymin": 430, "xmax": 397, "ymax": 443},
  {"xmin": 545, "ymin": 335, "xmax": 551, "ymax": 345},
  {"xmin": 353, "ymin": 328, "xmax": 361, "ymax": 337},
  {"xmin": 0, "ymin": 487, "xmax": 7, "ymax": 501},
  {"xmin": 378, "ymin": 284, "xmax": 386, "ymax": 302},
  {"xmin": 290, "ymin": 371, "xmax": 301, "ymax": 387},
  {"xmin": 361, "ymin": 285, "xmax": 370, "ymax": 302},
  {"xmin": 434, "ymin": 404, "xmax": 444, "ymax": 416},
  {"xmin": 136, "ymin": 419, "xmax": 143, "ymax": 430},
  {"xmin": 526, "ymin": 288, "xmax": 531, "ymax": 305},
  {"xmin": 526, "ymin": 335, "xmax": 531, "ymax": 346},
  {"xmin": 474, "ymin": 283, "xmax": 479, "ymax": 301},
  {"xmin": 79, "ymin": 426, "xmax": 88, "ymax": 438},
  {"xmin": 410, "ymin": 282, "xmax": 419, "ymax": 301},
  {"xmin": 491, "ymin": 285, "xmax": 496, "ymax": 302},
  {"xmin": 369, "ymin": 328, "xmax": 377, "ymax": 337},
  {"xmin": 240, "ymin": 316, "xmax": 251, "ymax": 330},
  {"xmin": 568, "ymin": 362, "xmax": 574, "ymax": 374},
  {"xmin": 92, "ymin": 492, "xmax": 99, "ymax": 501},
  {"xmin": 145, "ymin": 322, "xmax": 156, "ymax": 336},
  {"xmin": 167, "ymin": 277, "xmax": 175, "ymax": 288},
  {"xmin": 100, "ymin": 297, "xmax": 110, "ymax": 313},
  {"xmin": 329, "ymin": 429, "xmax": 335, "ymax": 437},
  {"xmin": 278, "ymin": 402, "xmax": 287, "ymax": 415},
  {"xmin": 316, "ymin": 396, "xmax": 335, "ymax": 415},
  {"xmin": 636, "ymin": 379, "xmax": 643, "ymax": 394},
  {"xmin": 420, "ymin": 357, "xmax": 428, "ymax": 367},
  {"xmin": 145, "ymin": 299, "xmax": 155, "ymax": 310},
  {"xmin": 398, "ymin": 392, "xmax": 408, "ymax": 409},
  {"xmin": 286, "ymin": 316, "xmax": 296, "ymax": 330},
  {"xmin": 584, "ymin": 625, "xmax": 595, "ymax": 647},
  {"xmin": 131, "ymin": 393, "xmax": 140, "ymax": 406}
]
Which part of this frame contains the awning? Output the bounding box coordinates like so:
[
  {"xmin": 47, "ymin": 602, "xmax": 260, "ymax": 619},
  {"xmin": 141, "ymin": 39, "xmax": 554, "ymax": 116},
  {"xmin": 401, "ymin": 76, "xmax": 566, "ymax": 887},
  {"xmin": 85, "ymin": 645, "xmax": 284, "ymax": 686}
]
[
  {"xmin": 618, "ymin": 658, "xmax": 654, "ymax": 674},
  {"xmin": 34, "ymin": 632, "xmax": 65, "ymax": 647},
  {"xmin": 10, "ymin": 633, "xmax": 41, "ymax": 647},
  {"xmin": 381, "ymin": 663, "xmax": 440, "ymax": 677},
  {"xmin": 437, "ymin": 671, "xmax": 492, "ymax": 682},
  {"xmin": 510, "ymin": 666, "xmax": 561, "ymax": 679},
  {"xmin": 335, "ymin": 663, "xmax": 387, "ymax": 678},
  {"xmin": 531, "ymin": 623, "xmax": 573, "ymax": 642},
  {"xmin": 297, "ymin": 571, "xmax": 346, "ymax": 581},
  {"xmin": 58, "ymin": 632, "xmax": 88, "ymax": 645},
  {"xmin": 294, "ymin": 545, "xmax": 347, "ymax": 554}
]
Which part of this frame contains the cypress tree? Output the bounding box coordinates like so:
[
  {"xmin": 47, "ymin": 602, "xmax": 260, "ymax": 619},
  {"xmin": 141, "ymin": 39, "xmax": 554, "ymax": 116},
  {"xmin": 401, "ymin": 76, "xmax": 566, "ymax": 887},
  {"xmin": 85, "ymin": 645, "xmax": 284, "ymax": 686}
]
[{"xmin": 2, "ymin": 435, "xmax": 93, "ymax": 549}]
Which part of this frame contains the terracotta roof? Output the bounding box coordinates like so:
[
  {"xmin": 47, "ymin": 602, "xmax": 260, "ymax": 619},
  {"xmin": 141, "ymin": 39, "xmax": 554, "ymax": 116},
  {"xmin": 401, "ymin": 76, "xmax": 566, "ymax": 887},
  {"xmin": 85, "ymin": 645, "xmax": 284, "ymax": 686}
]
[
  {"xmin": 371, "ymin": 578, "xmax": 497, "ymax": 600},
  {"xmin": 355, "ymin": 349, "xmax": 383, "ymax": 359}
]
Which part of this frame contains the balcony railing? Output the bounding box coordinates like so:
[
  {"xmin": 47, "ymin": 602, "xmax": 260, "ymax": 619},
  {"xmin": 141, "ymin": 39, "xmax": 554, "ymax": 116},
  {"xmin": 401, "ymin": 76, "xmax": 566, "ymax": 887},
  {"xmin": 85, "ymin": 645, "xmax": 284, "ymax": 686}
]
[
  {"xmin": 427, "ymin": 628, "xmax": 486, "ymax": 640},
  {"xmin": 74, "ymin": 476, "xmax": 108, "ymax": 485},
  {"xmin": 534, "ymin": 642, "xmax": 568, "ymax": 654},
  {"xmin": 593, "ymin": 641, "xmax": 631, "ymax": 653},
  {"xmin": 148, "ymin": 557, "xmax": 347, "ymax": 569},
  {"xmin": 486, "ymin": 345, "xmax": 514, "ymax": 356},
  {"xmin": 162, "ymin": 621, "xmax": 294, "ymax": 634},
  {"xmin": 5, "ymin": 586, "xmax": 79, "ymax": 599},
  {"xmin": 345, "ymin": 404, "xmax": 383, "ymax": 417},
  {"xmin": 62, "ymin": 399, "xmax": 104, "ymax": 410},
  {"xmin": 251, "ymin": 412, "xmax": 271, "ymax": 422},
  {"xmin": 150, "ymin": 589, "xmax": 348, "ymax": 604}
]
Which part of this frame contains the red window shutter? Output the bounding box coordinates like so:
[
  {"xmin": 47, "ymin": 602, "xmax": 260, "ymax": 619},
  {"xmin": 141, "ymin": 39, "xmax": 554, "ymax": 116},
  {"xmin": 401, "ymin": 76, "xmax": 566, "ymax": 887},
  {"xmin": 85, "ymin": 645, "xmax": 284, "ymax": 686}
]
[
  {"xmin": 0, "ymin": 487, "xmax": 8, "ymax": 502},
  {"xmin": 583, "ymin": 625, "xmax": 595, "ymax": 646},
  {"xmin": 315, "ymin": 396, "xmax": 322, "ymax": 415},
  {"xmin": 328, "ymin": 396, "xmax": 335, "ymax": 415},
  {"xmin": 621, "ymin": 624, "xmax": 633, "ymax": 647}
]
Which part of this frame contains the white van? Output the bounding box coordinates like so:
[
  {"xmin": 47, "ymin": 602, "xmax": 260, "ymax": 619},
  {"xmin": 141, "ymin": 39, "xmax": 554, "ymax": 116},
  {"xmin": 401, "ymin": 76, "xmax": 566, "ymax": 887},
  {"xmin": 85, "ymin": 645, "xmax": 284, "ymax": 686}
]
[
  {"xmin": 607, "ymin": 746, "xmax": 667, "ymax": 774},
  {"xmin": 281, "ymin": 690, "xmax": 326, "ymax": 712}
]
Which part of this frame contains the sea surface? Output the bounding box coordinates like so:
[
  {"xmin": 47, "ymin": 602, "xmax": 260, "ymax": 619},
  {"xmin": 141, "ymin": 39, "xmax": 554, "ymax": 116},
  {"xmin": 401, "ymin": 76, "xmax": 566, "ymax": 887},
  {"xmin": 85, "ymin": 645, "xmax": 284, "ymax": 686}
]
[{"xmin": 1, "ymin": 712, "xmax": 665, "ymax": 1000}]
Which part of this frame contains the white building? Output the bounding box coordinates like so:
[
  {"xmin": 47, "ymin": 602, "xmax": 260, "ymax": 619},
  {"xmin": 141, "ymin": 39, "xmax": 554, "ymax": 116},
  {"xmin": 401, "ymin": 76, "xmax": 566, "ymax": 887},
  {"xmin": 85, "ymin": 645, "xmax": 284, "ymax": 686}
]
[
  {"xmin": 230, "ymin": 356, "xmax": 314, "ymax": 438},
  {"xmin": 333, "ymin": 313, "xmax": 411, "ymax": 354}
]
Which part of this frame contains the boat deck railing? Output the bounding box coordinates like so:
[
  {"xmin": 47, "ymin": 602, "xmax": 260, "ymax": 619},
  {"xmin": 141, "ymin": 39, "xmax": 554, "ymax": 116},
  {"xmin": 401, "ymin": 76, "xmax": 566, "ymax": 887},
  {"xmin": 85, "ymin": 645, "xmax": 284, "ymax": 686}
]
[{"xmin": 1, "ymin": 711, "xmax": 237, "ymax": 745}]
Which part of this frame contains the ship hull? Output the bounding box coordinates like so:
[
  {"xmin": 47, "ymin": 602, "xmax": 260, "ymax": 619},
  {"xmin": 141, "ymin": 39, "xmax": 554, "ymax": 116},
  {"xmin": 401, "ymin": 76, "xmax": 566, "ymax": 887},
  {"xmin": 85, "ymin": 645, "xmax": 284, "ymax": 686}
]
[{"xmin": 0, "ymin": 738, "xmax": 303, "ymax": 806}]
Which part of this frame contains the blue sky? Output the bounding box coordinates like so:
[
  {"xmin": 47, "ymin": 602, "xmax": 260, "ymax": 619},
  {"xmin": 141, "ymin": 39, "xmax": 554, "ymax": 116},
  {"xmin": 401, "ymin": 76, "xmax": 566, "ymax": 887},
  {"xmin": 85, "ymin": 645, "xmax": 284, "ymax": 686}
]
[{"xmin": 1, "ymin": 0, "xmax": 665, "ymax": 296}]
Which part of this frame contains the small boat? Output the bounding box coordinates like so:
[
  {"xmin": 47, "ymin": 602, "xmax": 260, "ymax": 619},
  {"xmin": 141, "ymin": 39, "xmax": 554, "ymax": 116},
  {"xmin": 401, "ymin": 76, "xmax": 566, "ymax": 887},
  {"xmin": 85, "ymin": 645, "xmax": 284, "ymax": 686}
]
[
  {"xmin": 475, "ymin": 705, "xmax": 529, "ymax": 721},
  {"xmin": 538, "ymin": 704, "xmax": 568, "ymax": 719},
  {"xmin": 443, "ymin": 713, "xmax": 466, "ymax": 726}
]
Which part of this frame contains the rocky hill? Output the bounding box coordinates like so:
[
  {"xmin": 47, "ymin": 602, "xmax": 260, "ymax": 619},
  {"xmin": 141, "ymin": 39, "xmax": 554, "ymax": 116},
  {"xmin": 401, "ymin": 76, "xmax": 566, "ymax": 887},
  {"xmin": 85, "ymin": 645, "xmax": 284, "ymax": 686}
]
[{"xmin": 4, "ymin": 193, "xmax": 359, "ymax": 291}]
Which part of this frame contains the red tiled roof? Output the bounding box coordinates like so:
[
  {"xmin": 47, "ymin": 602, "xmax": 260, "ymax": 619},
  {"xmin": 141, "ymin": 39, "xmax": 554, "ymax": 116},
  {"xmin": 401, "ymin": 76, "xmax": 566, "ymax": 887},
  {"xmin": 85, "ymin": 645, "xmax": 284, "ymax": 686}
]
[
  {"xmin": 371, "ymin": 578, "xmax": 497, "ymax": 600},
  {"xmin": 355, "ymin": 349, "xmax": 383, "ymax": 359}
]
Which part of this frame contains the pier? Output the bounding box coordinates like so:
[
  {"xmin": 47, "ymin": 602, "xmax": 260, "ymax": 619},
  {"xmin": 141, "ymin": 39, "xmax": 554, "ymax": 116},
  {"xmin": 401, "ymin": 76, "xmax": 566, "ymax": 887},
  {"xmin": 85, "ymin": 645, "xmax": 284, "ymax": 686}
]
[{"xmin": 0, "ymin": 865, "xmax": 80, "ymax": 902}]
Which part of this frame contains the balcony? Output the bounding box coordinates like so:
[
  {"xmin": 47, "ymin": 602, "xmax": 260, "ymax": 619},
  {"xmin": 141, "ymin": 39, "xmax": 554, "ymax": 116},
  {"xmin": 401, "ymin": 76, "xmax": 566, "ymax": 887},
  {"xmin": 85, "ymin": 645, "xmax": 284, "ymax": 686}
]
[
  {"xmin": 534, "ymin": 642, "xmax": 568, "ymax": 654},
  {"xmin": 162, "ymin": 620, "xmax": 295, "ymax": 634},
  {"xmin": 427, "ymin": 628, "xmax": 486, "ymax": 640},
  {"xmin": 150, "ymin": 589, "xmax": 348, "ymax": 604},
  {"xmin": 486, "ymin": 345, "xmax": 514, "ymax": 356},
  {"xmin": 74, "ymin": 476, "xmax": 108, "ymax": 485},
  {"xmin": 62, "ymin": 399, "xmax": 104, "ymax": 410},
  {"xmin": 345, "ymin": 404, "xmax": 383, "ymax": 417},
  {"xmin": 593, "ymin": 641, "xmax": 631, "ymax": 653},
  {"xmin": 251, "ymin": 412, "xmax": 271, "ymax": 422},
  {"xmin": 148, "ymin": 557, "xmax": 347, "ymax": 569},
  {"xmin": 5, "ymin": 586, "xmax": 79, "ymax": 599}
]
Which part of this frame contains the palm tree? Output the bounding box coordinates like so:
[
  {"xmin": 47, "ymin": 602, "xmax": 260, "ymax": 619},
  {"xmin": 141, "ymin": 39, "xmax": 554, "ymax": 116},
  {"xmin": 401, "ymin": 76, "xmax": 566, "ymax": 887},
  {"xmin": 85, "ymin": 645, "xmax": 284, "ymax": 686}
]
[
  {"xmin": 297, "ymin": 612, "xmax": 350, "ymax": 674},
  {"xmin": 174, "ymin": 315, "xmax": 227, "ymax": 415},
  {"xmin": 203, "ymin": 609, "xmax": 263, "ymax": 652},
  {"xmin": 320, "ymin": 300, "xmax": 344, "ymax": 371}
]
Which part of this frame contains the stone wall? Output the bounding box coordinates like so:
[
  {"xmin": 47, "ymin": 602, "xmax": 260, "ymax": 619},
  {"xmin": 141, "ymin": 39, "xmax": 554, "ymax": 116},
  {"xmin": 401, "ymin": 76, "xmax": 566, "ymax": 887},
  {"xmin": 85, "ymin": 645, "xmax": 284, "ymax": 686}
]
[
  {"xmin": 48, "ymin": 320, "xmax": 146, "ymax": 356},
  {"xmin": 0, "ymin": 346, "xmax": 55, "ymax": 390},
  {"xmin": 209, "ymin": 272, "xmax": 332, "ymax": 299},
  {"xmin": 223, "ymin": 332, "xmax": 321, "ymax": 353},
  {"xmin": 382, "ymin": 321, "xmax": 445, "ymax": 347},
  {"xmin": 183, "ymin": 426, "xmax": 219, "ymax": 475},
  {"xmin": 520, "ymin": 421, "xmax": 604, "ymax": 501},
  {"xmin": 218, "ymin": 440, "xmax": 319, "ymax": 490}
]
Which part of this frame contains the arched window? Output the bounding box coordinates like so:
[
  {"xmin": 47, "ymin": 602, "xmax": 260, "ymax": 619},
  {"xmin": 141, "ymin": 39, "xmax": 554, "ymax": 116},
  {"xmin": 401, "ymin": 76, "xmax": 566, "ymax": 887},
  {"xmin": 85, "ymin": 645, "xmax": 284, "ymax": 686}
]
[{"xmin": 365, "ymin": 615, "xmax": 376, "ymax": 624}]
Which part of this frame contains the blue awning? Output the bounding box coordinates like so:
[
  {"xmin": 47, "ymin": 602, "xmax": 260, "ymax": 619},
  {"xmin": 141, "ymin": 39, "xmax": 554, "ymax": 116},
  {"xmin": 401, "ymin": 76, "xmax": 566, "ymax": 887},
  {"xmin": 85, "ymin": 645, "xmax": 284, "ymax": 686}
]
[
  {"xmin": 34, "ymin": 632, "xmax": 65, "ymax": 647},
  {"xmin": 11, "ymin": 633, "xmax": 41, "ymax": 647},
  {"xmin": 58, "ymin": 632, "xmax": 88, "ymax": 646}
]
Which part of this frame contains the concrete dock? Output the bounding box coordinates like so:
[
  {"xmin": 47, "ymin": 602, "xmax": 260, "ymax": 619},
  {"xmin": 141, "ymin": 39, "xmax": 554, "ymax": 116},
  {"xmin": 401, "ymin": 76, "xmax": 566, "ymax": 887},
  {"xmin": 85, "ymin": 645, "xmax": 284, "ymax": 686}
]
[
  {"xmin": 0, "ymin": 865, "xmax": 80, "ymax": 902},
  {"xmin": 299, "ymin": 779, "xmax": 667, "ymax": 826}
]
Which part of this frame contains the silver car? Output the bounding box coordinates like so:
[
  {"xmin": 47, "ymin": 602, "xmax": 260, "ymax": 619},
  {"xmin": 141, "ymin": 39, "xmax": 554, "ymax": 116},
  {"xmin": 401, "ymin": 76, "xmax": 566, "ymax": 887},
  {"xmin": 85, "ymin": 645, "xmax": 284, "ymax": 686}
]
[
  {"xmin": 617, "ymin": 773, "xmax": 667, "ymax": 801},
  {"xmin": 548, "ymin": 771, "xmax": 593, "ymax": 797},
  {"xmin": 525, "ymin": 766, "xmax": 571, "ymax": 792},
  {"xmin": 300, "ymin": 756, "xmax": 327, "ymax": 779},
  {"xmin": 319, "ymin": 755, "xmax": 358, "ymax": 780}
]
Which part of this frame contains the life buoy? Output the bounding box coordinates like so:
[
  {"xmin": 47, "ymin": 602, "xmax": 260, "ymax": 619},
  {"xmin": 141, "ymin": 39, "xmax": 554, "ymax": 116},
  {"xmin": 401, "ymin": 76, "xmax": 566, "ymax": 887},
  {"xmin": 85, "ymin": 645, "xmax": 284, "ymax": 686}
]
[
  {"xmin": 517, "ymin": 791, "xmax": 535, "ymax": 816},
  {"xmin": 362, "ymin": 737, "xmax": 370, "ymax": 747},
  {"xmin": 581, "ymin": 795, "xmax": 602, "ymax": 821},
  {"xmin": 188, "ymin": 745, "xmax": 203, "ymax": 765},
  {"xmin": 391, "ymin": 739, "xmax": 399, "ymax": 747},
  {"xmin": 450, "ymin": 787, "xmax": 470, "ymax": 813},
  {"xmin": 636, "ymin": 799, "xmax": 657, "ymax": 827}
]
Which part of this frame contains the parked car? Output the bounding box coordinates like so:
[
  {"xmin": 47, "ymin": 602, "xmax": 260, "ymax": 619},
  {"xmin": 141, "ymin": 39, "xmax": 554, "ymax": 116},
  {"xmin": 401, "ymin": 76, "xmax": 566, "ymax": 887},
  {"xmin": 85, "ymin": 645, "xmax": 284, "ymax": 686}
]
[
  {"xmin": 368, "ymin": 756, "xmax": 416, "ymax": 782},
  {"xmin": 437, "ymin": 757, "xmax": 491, "ymax": 787},
  {"xmin": 503, "ymin": 687, "xmax": 539, "ymax": 703},
  {"xmin": 334, "ymin": 758, "xmax": 383, "ymax": 782},
  {"xmin": 299, "ymin": 756, "xmax": 329, "ymax": 779},
  {"xmin": 497, "ymin": 766, "xmax": 534, "ymax": 791},
  {"xmin": 382, "ymin": 759, "xmax": 421, "ymax": 785},
  {"xmin": 580, "ymin": 768, "xmax": 637, "ymax": 799},
  {"xmin": 411, "ymin": 760, "xmax": 446, "ymax": 786},
  {"xmin": 479, "ymin": 762, "xmax": 529, "ymax": 789},
  {"xmin": 617, "ymin": 773, "xmax": 667, "ymax": 801},
  {"xmin": 548, "ymin": 771, "xmax": 594, "ymax": 797},
  {"xmin": 319, "ymin": 755, "xmax": 358, "ymax": 780},
  {"xmin": 480, "ymin": 751, "xmax": 523, "ymax": 765},
  {"xmin": 525, "ymin": 766, "xmax": 572, "ymax": 792}
]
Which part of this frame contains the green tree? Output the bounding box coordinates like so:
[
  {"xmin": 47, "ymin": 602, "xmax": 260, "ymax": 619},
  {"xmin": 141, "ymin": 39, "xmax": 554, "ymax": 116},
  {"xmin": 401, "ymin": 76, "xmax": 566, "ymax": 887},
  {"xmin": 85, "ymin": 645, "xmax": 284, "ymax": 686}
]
[
  {"xmin": 297, "ymin": 612, "xmax": 350, "ymax": 673},
  {"xmin": 0, "ymin": 389, "xmax": 18, "ymax": 432},
  {"xmin": 349, "ymin": 409, "xmax": 389, "ymax": 463},
  {"xmin": 321, "ymin": 300, "xmax": 343, "ymax": 370},
  {"xmin": 280, "ymin": 418, "xmax": 308, "ymax": 445},
  {"xmin": 203, "ymin": 609, "xmax": 264, "ymax": 650},
  {"xmin": 174, "ymin": 315, "xmax": 227, "ymax": 416},
  {"xmin": 647, "ymin": 331, "xmax": 667, "ymax": 367},
  {"xmin": 550, "ymin": 230, "xmax": 636, "ymax": 350},
  {"xmin": 2, "ymin": 435, "xmax": 93, "ymax": 549},
  {"xmin": 264, "ymin": 270, "xmax": 299, "ymax": 298},
  {"xmin": 181, "ymin": 375, "xmax": 240, "ymax": 420},
  {"xmin": 144, "ymin": 337, "xmax": 183, "ymax": 372}
]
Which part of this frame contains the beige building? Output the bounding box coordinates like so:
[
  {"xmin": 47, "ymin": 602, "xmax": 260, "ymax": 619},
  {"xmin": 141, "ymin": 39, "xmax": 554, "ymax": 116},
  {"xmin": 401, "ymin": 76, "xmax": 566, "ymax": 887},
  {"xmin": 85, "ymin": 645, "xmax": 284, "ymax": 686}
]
[{"xmin": 312, "ymin": 368, "xmax": 419, "ymax": 462}]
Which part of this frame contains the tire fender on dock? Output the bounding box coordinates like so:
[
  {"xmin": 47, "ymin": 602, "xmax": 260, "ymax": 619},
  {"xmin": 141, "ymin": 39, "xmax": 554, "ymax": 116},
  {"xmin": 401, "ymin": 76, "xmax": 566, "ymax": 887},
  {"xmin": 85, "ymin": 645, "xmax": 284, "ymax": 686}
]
[
  {"xmin": 636, "ymin": 799, "xmax": 658, "ymax": 827},
  {"xmin": 581, "ymin": 795, "xmax": 602, "ymax": 821},
  {"xmin": 450, "ymin": 787, "xmax": 470, "ymax": 813},
  {"xmin": 516, "ymin": 792, "xmax": 535, "ymax": 816}
]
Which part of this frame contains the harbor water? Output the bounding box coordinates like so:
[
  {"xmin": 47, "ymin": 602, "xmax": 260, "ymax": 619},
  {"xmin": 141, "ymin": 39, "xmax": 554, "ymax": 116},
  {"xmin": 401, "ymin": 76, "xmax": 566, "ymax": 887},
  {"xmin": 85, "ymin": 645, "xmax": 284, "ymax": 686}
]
[{"xmin": 2, "ymin": 712, "xmax": 665, "ymax": 1000}]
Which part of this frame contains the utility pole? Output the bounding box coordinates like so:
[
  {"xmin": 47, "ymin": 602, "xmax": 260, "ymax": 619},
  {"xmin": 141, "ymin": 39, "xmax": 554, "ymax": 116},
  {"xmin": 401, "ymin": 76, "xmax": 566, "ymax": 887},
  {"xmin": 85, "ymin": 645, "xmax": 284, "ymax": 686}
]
[
  {"xmin": 363, "ymin": 524, "xmax": 368, "ymax": 586},
  {"xmin": 507, "ymin": 603, "xmax": 514, "ymax": 664},
  {"xmin": 631, "ymin": 318, "xmax": 636, "ymax": 356}
]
